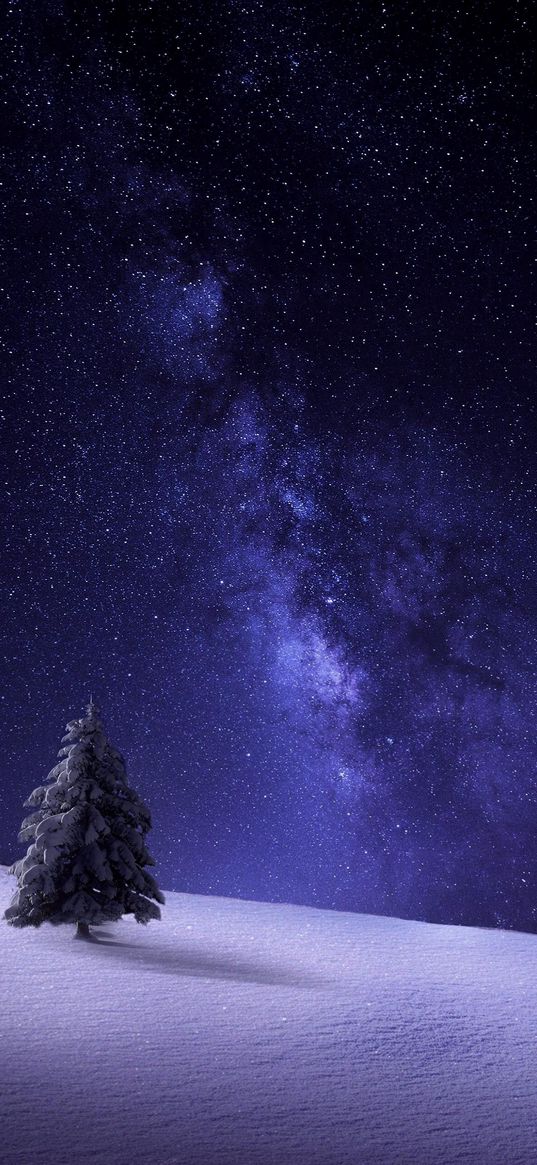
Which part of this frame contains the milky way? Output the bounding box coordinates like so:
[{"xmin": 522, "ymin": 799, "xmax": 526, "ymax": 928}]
[{"xmin": 1, "ymin": 2, "xmax": 536, "ymax": 928}]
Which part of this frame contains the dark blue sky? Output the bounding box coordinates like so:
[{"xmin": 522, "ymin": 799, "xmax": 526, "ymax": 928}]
[{"xmin": 2, "ymin": 1, "xmax": 536, "ymax": 929}]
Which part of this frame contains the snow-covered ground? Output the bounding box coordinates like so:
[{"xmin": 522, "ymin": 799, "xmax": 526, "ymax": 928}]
[{"xmin": 1, "ymin": 866, "xmax": 537, "ymax": 1165}]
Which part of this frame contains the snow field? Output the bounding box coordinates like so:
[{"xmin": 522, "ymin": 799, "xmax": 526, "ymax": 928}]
[{"xmin": 1, "ymin": 865, "xmax": 537, "ymax": 1164}]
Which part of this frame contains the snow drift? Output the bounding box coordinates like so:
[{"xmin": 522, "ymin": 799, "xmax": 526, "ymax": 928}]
[{"xmin": 1, "ymin": 864, "xmax": 536, "ymax": 1164}]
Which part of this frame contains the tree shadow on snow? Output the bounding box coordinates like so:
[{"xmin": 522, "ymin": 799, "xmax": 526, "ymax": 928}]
[{"xmin": 85, "ymin": 931, "xmax": 326, "ymax": 988}]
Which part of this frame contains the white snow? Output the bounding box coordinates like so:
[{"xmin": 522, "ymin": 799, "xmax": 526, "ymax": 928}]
[{"xmin": 1, "ymin": 864, "xmax": 537, "ymax": 1164}]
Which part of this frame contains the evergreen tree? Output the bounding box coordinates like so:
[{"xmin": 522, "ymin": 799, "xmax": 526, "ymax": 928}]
[{"xmin": 5, "ymin": 701, "xmax": 164, "ymax": 939}]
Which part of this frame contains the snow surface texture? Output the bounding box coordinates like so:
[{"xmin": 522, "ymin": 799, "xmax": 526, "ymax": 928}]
[{"xmin": 1, "ymin": 865, "xmax": 537, "ymax": 1165}]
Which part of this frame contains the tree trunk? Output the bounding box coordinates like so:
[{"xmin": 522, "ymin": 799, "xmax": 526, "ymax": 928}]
[{"xmin": 74, "ymin": 920, "xmax": 91, "ymax": 940}]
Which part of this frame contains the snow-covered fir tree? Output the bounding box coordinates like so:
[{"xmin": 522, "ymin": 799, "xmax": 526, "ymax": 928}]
[{"xmin": 5, "ymin": 701, "xmax": 164, "ymax": 939}]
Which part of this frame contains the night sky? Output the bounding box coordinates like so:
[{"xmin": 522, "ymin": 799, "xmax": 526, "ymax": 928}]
[{"xmin": 2, "ymin": 2, "xmax": 536, "ymax": 930}]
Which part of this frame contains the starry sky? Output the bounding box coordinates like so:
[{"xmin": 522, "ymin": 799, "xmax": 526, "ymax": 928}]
[{"xmin": 2, "ymin": 1, "xmax": 536, "ymax": 930}]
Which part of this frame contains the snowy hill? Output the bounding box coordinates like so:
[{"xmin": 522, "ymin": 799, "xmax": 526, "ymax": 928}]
[{"xmin": 1, "ymin": 866, "xmax": 537, "ymax": 1165}]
